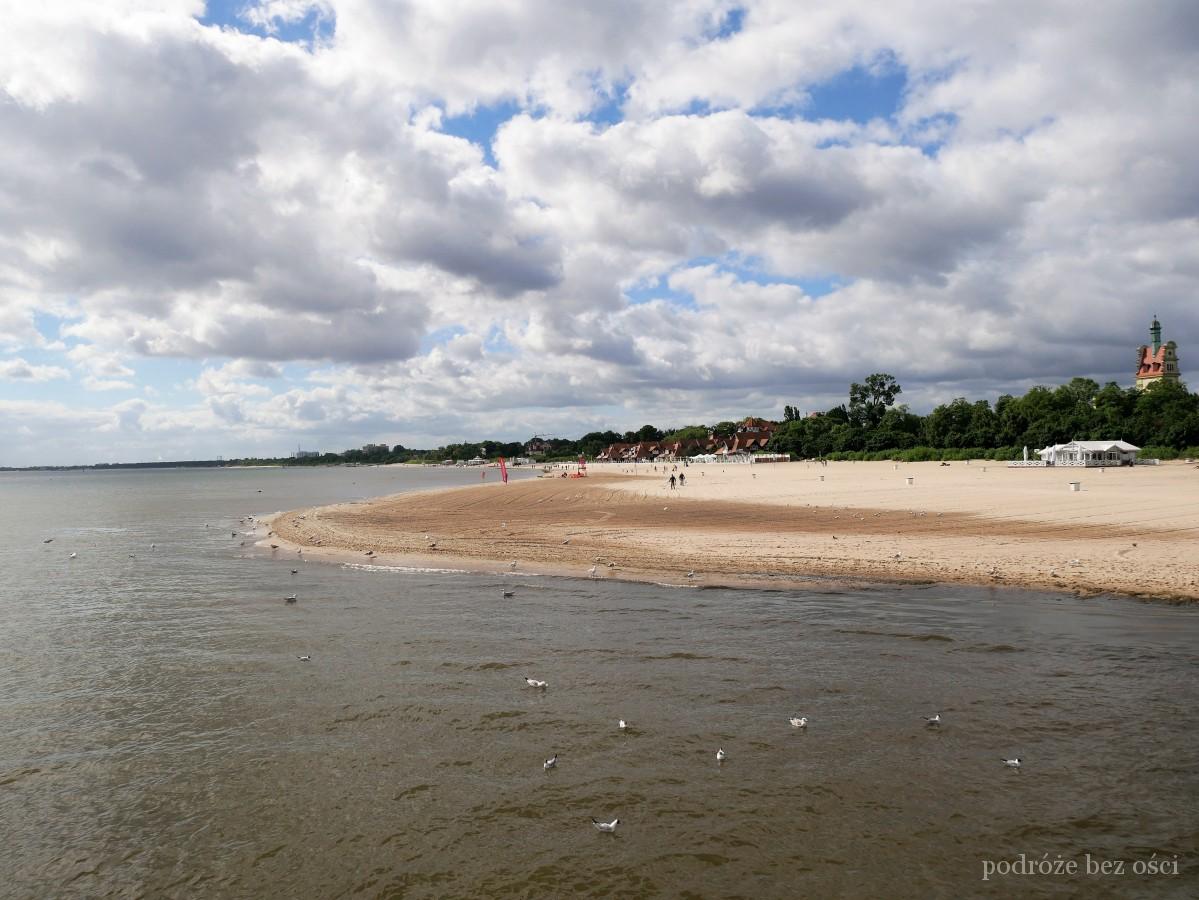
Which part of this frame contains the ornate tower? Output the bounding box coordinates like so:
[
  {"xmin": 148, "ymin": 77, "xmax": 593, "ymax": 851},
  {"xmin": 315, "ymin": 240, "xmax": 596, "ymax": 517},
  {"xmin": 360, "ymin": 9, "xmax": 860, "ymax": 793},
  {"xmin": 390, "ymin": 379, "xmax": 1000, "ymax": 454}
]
[{"xmin": 1135, "ymin": 316, "xmax": 1181, "ymax": 390}]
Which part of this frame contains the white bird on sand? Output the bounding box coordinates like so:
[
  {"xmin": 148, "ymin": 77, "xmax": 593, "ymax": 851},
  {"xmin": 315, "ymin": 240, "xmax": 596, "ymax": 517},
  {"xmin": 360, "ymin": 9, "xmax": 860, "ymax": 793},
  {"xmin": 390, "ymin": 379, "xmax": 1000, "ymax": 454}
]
[
  {"xmin": 525, "ymin": 677, "xmax": 548, "ymax": 689},
  {"xmin": 543, "ymin": 754, "xmax": 558, "ymax": 770},
  {"xmin": 716, "ymin": 748, "xmax": 727, "ymax": 762},
  {"xmin": 591, "ymin": 817, "xmax": 619, "ymax": 833},
  {"xmin": 1002, "ymin": 757, "xmax": 1022, "ymax": 768},
  {"xmin": 686, "ymin": 570, "xmax": 696, "ymax": 578},
  {"xmin": 297, "ymin": 655, "xmax": 311, "ymax": 661},
  {"xmin": 68, "ymin": 551, "xmax": 77, "ymax": 559},
  {"xmin": 923, "ymin": 714, "xmax": 942, "ymax": 726},
  {"xmin": 588, "ymin": 565, "xmax": 597, "ymax": 577},
  {"xmin": 285, "ymin": 594, "xmax": 297, "ymax": 604},
  {"xmin": 618, "ymin": 719, "xmax": 627, "ymax": 730},
  {"xmin": 789, "ymin": 716, "xmax": 808, "ymax": 728}
]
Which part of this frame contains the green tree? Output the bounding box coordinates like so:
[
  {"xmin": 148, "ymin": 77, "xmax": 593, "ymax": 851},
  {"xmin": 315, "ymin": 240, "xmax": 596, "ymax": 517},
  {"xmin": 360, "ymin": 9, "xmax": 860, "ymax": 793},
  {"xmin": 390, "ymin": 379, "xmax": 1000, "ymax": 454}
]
[{"xmin": 848, "ymin": 373, "xmax": 902, "ymax": 430}]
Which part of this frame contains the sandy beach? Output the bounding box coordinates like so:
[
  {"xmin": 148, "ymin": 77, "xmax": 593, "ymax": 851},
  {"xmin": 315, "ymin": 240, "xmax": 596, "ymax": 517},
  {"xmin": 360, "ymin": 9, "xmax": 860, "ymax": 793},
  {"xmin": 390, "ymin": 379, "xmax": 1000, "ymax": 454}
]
[{"xmin": 267, "ymin": 460, "xmax": 1199, "ymax": 602}]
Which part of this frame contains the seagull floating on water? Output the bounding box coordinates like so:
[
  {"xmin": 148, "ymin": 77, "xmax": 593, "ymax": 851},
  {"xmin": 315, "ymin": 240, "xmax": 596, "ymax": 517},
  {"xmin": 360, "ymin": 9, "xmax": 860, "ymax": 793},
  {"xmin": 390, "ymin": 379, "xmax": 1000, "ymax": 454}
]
[
  {"xmin": 591, "ymin": 817, "xmax": 619, "ymax": 833},
  {"xmin": 716, "ymin": 748, "xmax": 727, "ymax": 762},
  {"xmin": 68, "ymin": 552, "xmax": 77, "ymax": 559},
  {"xmin": 297, "ymin": 655, "xmax": 311, "ymax": 661},
  {"xmin": 502, "ymin": 590, "xmax": 515, "ymax": 598},
  {"xmin": 923, "ymin": 714, "xmax": 942, "ymax": 726},
  {"xmin": 1002, "ymin": 757, "xmax": 1022, "ymax": 768},
  {"xmin": 285, "ymin": 594, "xmax": 297, "ymax": 604},
  {"xmin": 543, "ymin": 754, "xmax": 558, "ymax": 770},
  {"xmin": 524, "ymin": 676, "xmax": 548, "ymax": 689},
  {"xmin": 291, "ymin": 569, "xmax": 298, "ymax": 574},
  {"xmin": 618, "ymin": 719, "xmax": 627, "ymax": 730},
  {"xmin": 789, "ymin": 716, "xmax": 808, "ymax": 728}
]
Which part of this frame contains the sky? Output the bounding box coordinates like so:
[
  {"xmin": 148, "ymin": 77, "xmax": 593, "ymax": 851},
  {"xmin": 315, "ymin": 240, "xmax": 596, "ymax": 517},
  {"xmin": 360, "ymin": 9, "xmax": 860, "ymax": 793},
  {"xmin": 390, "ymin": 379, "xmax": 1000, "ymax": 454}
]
[{"xmin": 1, "ymin": 1, "xmax": 1197, "ymax": 466}]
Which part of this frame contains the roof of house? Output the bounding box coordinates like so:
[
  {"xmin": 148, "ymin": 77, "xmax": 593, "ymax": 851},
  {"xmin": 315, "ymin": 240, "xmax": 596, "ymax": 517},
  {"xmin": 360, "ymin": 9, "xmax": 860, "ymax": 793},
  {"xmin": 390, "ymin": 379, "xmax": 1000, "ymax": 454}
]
[{"xmin": 1039, "ymin": 440, "xmax": 1141, "ymax": 453}]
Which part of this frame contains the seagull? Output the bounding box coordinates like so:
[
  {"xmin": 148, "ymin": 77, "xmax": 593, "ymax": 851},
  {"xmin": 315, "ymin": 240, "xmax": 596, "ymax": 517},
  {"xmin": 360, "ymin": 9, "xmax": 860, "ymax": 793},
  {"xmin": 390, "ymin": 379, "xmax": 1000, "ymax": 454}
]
[
  {"xmin": 43, "ymin": 538, "xmax": 53, "ymax": 544},
  {"xmin": 150, "ymin": 544, "xmax": 156, "ymax": 550},
  {"xmin": 524, "ymin": 677, "xmax": 548, "ymax": 689},
  {"xmin": 543, "ymin": 754, "xmax": 558, "ymax": 770},
  {"xmin": 270, "ymin": 544, "xmax": 279, "ymax": 550},
  {"xmin": 562, "ymin": 538, "xmax": 570, "ymax": 545},
  {"xmin": 789, "ymin": 716, "xmax": 808, "ymax": 728},
  {"xmin": 588, "ymin": 565, "xmax": 597, "ymax": 577},
  {"xmin": 510, "ymin": 561, "xmax": 518, "ymax": 570},
  {"xmin": 923, "ymin": 714, "xmax": 942, "ymax": 726},
  {"xmin": 502, "ymin": 590, "xmax": 515, "ymax": 598},
  {"xmin": 291, "ymin": 568, "xmax": 298, "ymax": 574},
  {"xmin": 618, "ymin": 719, "xmax": 628, "ymax": 730},
  {"xmin": 686, "ymin": 570, "xmax": 696, "ymax": 578},
  {"xmin": 716, "ymin": 748, "xmax": 727, "ymax": 762},
  {"xmin": 285, "ymin": 594, "xmax": 297, "ymax": 604},
  {"xmin": 1002, "ymin": 757, "xmax": 1022, "ymax": 768},
  {"xmin": 591, "ymin": 818, "xmax": 619, "ymax": 833},
  {"xmin": 68, "ymin": 552, "xmax": 77, "ymax": 559},
  {"xmin": 297, "ymin": 655, "xmax": 311, "ymax": 661}
]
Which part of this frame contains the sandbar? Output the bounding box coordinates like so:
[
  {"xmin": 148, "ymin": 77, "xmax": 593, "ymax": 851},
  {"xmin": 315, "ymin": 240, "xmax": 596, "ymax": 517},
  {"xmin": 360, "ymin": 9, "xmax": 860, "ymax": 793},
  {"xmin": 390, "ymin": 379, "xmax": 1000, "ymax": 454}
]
[{"xmin": 265, "ymin": 460, "xmax": 1199, "ymax": 603}]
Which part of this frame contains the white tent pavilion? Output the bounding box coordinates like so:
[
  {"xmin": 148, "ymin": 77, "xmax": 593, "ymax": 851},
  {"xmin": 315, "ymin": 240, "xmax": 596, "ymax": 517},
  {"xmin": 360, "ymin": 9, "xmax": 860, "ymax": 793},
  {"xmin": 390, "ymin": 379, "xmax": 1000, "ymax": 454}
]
[{"xmin": 1036, "ymin": 440, "xmax": 1141, "ymax": 467}]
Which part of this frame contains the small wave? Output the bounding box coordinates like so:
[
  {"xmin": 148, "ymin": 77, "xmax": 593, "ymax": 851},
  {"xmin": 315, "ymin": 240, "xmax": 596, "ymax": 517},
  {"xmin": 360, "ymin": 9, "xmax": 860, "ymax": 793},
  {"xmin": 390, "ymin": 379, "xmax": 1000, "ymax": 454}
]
[
  {"xmin": 0, "ymin": 767, "xmax": 42, "ymax": 786},
  {"xmin": 342, "ymin": 563, "xmax": 469, "ymax": 575},
  {"xmin": 471, "ymin": 662, "xmax": 520, "ymax": 671},
  {"xmin": 835, "ymin": 628, "xmax": 954, "ymax": 643},
  {"xmin": 953, "ymin": 643, "xmax": 1024, "ymax": 654}
]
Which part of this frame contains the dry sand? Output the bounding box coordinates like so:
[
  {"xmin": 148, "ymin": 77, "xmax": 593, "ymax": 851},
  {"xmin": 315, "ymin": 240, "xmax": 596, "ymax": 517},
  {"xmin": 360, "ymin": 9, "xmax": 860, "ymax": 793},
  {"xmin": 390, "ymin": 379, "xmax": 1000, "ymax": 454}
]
[{"xmin": 267, "ymin": 460, "xmax": 1199, "ymax": 603}]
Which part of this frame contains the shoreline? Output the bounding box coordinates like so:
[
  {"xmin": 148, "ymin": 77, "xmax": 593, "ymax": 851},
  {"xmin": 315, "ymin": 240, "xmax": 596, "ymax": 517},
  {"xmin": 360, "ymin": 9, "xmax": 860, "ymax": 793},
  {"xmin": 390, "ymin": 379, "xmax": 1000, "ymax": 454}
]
[{"xmin": 259, "ymin": 462, "xmax": 1199, "ymax": 604}]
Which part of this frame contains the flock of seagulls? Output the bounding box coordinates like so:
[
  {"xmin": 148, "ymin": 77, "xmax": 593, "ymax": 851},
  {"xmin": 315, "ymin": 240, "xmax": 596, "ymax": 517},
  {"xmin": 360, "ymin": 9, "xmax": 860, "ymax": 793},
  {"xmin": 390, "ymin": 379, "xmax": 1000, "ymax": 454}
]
[{"xmin": 507, "ymin": 689, "xmax": 1022, "ymax": 830}]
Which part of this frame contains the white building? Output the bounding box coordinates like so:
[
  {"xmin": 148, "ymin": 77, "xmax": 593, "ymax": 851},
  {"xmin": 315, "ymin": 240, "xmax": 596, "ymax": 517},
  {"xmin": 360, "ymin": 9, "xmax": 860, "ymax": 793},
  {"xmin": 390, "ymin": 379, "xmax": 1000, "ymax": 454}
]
[{"xmin": 1037, "ymin": 440, "xmax": 1140, "ymax": 467}]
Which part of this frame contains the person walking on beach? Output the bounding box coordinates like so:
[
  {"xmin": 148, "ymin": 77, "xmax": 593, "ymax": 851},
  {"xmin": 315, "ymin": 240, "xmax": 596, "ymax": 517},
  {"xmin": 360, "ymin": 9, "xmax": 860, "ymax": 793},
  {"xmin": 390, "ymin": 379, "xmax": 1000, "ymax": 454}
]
[{"xmin": 669, "ymin": 474, "xmax": 676, "ymax": 490}]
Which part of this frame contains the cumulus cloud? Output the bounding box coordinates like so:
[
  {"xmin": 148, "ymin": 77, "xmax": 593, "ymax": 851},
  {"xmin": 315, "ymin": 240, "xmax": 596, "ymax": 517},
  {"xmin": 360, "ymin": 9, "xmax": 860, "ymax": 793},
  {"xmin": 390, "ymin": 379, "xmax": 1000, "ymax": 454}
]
[
  {"xmin": 0, "ymin": 358, "xmax": 71, "ymax": 382},
  {"xmin": 0, "ymin": 0, "xmax": 1196, "ymax": 464}
]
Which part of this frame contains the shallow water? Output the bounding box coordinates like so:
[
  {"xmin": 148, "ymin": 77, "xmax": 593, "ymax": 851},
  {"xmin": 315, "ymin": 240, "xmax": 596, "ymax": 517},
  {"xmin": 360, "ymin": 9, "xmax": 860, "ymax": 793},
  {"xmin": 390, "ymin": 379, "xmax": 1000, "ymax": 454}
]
[{"xmin": 1, "ymin": 467, "xmax": 1196, "ymax": 898}]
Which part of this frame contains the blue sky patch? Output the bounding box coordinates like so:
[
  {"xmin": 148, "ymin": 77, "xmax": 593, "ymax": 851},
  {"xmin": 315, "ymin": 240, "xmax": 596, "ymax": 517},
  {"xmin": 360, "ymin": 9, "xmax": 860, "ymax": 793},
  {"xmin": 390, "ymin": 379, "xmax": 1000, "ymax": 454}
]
[
  {"xmin": 419, "ymin": 325, "xmax": 468, "ymax": 354},
  {"xmin": 441, "ymin": 100, "xmax": 523, "ymax": 167},
  {"xmin": 198, "ymin": 1, "xmax": 334, "ymax": 47},
  {"xmin": 755, "ymin": 59, "xmax": 907, "ymax": 125}
]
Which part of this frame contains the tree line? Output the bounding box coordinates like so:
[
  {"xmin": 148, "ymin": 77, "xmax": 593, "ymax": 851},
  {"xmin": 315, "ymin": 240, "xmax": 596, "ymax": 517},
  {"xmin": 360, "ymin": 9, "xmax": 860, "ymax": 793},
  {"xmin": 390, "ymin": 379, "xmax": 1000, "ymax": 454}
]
[
  {"xmin": 768, "ymin": 374, "xmax": 1199, "ymax": 461},
  {"xmin": 218, "ymin": 373, "xmax": 1199, "ymax": 468}
]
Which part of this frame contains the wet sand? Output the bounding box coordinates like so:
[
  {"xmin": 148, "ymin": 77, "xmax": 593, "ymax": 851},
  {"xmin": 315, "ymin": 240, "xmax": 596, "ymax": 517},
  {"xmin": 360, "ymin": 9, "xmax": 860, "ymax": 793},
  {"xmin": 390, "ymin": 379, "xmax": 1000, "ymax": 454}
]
[{"xmin": 268, "ymin": 461, "xmax": 1199, "ymax": 602}]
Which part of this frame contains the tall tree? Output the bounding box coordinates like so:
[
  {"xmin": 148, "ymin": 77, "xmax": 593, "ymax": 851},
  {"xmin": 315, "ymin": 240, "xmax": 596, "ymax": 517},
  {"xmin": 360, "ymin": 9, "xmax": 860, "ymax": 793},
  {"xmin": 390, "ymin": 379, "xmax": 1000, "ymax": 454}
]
[{"xmin": 848, "ymin": 373, "xmax": 902, "ymax": 430}]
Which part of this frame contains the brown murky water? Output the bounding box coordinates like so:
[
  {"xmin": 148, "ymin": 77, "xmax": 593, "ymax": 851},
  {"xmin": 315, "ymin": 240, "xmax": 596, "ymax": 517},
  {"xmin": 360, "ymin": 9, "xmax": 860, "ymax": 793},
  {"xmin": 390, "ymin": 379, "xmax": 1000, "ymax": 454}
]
[{"xmin": 1, "ymin": 468, "xmax": 1196, "ymax": 898}]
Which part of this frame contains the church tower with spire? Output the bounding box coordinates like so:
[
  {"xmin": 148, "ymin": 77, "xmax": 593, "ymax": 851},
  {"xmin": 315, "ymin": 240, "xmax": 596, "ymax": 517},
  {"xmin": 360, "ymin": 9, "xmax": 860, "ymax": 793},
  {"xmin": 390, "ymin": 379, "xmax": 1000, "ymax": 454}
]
[{"xmin": 1135, "ymin": 316, "xmax": 1181, "ymax": 390}]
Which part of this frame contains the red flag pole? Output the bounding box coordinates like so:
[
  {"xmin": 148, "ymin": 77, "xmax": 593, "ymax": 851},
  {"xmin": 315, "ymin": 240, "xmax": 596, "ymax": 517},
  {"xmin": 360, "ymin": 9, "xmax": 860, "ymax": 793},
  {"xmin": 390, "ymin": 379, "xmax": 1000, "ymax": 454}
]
[{"xmin": 499, "ymin": 456, "xmax": 508, "ymax": 483}]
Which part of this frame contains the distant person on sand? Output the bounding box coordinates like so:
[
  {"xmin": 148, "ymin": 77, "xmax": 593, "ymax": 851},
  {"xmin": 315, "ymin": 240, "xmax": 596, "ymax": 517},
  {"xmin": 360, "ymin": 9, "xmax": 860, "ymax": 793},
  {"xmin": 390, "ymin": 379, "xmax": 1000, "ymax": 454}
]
[
  {"xmin": 669, "ymin": 474, "xmax": 676, "ymax": 490},
  {"xmin": 678, "ymin": 473, "xmax": 685, "ymax": 486}
]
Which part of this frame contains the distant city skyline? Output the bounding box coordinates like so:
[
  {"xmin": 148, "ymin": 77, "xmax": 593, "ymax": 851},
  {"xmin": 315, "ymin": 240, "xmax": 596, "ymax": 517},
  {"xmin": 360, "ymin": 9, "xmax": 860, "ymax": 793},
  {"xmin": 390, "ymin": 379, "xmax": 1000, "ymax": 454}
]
[{"xmin": 1, "ymin": 1, "xmax": 1195, "ymax": 466}]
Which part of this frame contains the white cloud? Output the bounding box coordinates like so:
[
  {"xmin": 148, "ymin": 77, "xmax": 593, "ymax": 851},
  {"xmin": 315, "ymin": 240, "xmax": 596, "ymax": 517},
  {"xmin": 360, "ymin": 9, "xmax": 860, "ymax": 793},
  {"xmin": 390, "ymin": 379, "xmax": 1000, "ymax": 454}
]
[
  {"xmin": 0, "ymin": 0, "xmax": 1196, "ymax": 464},
  {"xmin": 0, "ymin": 357, "xmax": 71, "ymax": 382}
]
